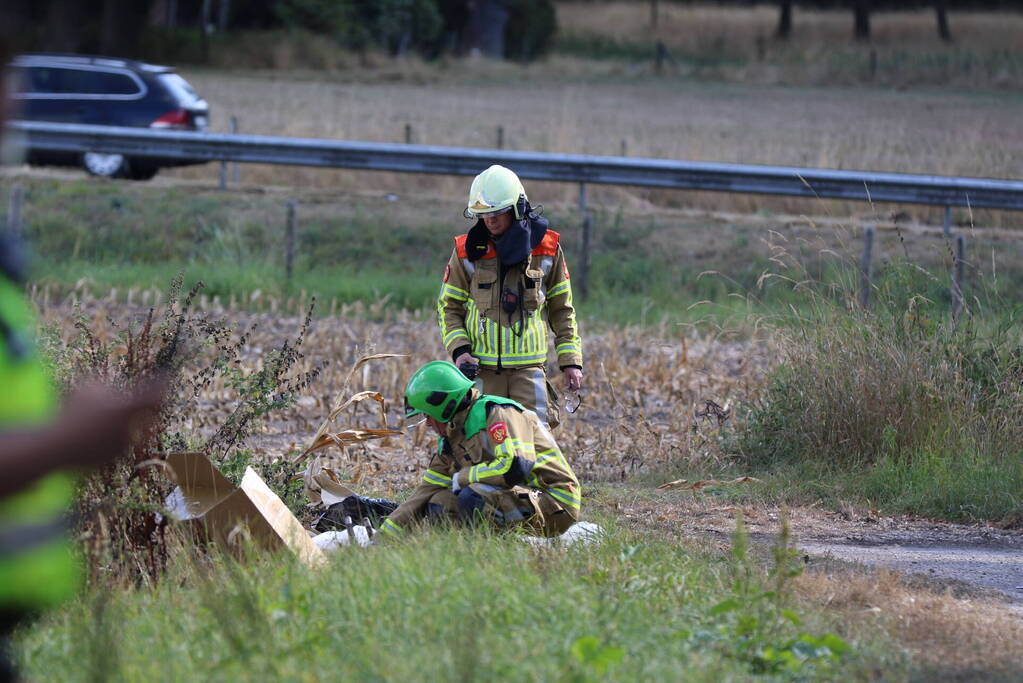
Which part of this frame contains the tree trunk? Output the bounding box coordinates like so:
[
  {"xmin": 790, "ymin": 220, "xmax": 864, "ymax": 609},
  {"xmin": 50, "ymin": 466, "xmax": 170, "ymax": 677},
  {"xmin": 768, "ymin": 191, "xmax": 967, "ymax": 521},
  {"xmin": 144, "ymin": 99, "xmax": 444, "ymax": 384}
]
[
  {"xmin": 853, "ymin": 0, "xmax": 872, "ymax": 42},
  {"xmin": 43, "ymin": 0, "xmax": 81, "ymax": 52},
  {"xmin": 936, "ymin": 0, "xmax": 951, "ymax": 42},
  {"xmin": 776, "ymin": 0, "xmax": 792, "ymax": 40},
  {"xmin": 101, "ymin": 0, "xmax": 119, "ymax": 55},
  {"xmin": 218, "ymin": 0, "xmax": 230, "ymax": 31},
  {"xmin": 466, "ymin": 0, "xmax": 508, "ymax": 58},
  {"xmin": 199, "ymin": 0, "xmax": 211, "ymax": 62}
]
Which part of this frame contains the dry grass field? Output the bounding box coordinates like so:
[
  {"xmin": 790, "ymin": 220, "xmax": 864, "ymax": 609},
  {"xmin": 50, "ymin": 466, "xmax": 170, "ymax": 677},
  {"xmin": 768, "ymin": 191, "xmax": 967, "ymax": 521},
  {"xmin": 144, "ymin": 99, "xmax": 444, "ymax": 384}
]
[
  {"xmin": 33, "ymin": 290, "xmax": 769, "ymax": 492},
  {"xmin": 558, "ymin": 3, "xmax": 1023, "ymax": 77},
  {"xmin": 162, "ymin": 52, "xmax": 1023, "ymax": 226}
]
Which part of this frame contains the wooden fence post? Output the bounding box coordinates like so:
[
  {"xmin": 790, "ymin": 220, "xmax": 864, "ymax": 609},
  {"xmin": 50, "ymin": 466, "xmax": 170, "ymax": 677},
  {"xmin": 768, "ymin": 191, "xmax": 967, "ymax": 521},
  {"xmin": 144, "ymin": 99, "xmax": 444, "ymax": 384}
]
[
  {"xmin": 578, "ymin": 183, "xmax": 591, "ymax": 300},
  {"xmin": 7, "ymin": 184, "xmax": 23, "ymax": 239},
  {"xmin": 230, "ymin": 116, "xmax": 240, "ymax": 184},
  {"xmin": 285, "ymin": 200, "xmax": 296, "ymax": 286},
  {"xmin": 859, "ymin": 225, "xmax": 874, "ymax": 310},
  {"xmin": 951, "ymin": 234, "xmax": 965, "ymax": 322}
]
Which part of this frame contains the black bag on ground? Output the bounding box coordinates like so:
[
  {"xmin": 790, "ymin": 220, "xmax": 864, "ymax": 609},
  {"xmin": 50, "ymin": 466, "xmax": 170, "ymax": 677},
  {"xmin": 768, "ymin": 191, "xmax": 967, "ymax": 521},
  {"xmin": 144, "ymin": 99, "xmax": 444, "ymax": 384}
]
[{"xmin": 314, "ymin": 495, "xmax": 399, "ymax": 532}]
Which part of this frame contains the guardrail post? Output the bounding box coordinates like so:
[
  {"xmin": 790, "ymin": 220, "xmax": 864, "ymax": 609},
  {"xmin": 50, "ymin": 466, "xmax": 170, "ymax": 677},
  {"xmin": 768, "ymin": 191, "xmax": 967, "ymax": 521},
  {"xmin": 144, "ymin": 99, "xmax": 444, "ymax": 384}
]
[
  {"xmin": 943, "ymin": 205, "xmax": 952, "ymax": 237},
  {"xmin": 578, "ymin": 182, "xmax": 591, "ymax": 300},
  {"xmin": 285, "ymin": 200, "xmax": 296, "ymax": 286},
  {"xmin": 7, "ymin": 184, "xmax": 23, "ymax": 239},
  {"xmin": 496, "ymin": 126, "xmax": 504, "ymax": 149},
  {"xmin": 951, "ymin": 234, "xmax": 965, "ymax": 322},
  {"xmin": 859, "ymin": 225, "xmax": 874, "ymax": 310},
  {"xmin": 231, "ymin": 116, "xmax": 239, "ymax": 184},
  {"xmin": 405, "ymin": 123, "xmax": 413, "ymax": 145},
  {"xmin": 221, "ymin": 116, "xmax": 239, "ymax": 189}
]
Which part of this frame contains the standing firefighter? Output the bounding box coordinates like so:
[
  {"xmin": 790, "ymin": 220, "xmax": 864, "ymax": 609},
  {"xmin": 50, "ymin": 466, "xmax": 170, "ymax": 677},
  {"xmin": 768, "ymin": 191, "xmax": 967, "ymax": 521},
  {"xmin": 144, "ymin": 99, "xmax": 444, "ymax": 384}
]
[
  {"xmin": 378, "ymin": 361, "xmax": 581, "ymax": 538},
  {"xmin": 438, "ymin": 165, "xmax": 583, "ymax": 429}
]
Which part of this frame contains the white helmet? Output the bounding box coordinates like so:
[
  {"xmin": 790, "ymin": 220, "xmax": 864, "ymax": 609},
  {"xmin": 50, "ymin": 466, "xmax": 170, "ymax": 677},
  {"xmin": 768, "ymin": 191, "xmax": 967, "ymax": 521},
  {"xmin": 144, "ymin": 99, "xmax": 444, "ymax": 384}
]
[{"xmin": 465, "ymin": 165, "xmax": 528, "ymax": 219}]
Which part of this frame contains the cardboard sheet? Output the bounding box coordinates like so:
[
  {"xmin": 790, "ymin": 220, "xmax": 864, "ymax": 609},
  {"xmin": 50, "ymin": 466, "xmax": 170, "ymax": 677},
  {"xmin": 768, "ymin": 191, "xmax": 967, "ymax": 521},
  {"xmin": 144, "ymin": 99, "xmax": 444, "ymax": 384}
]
[{"xmin": 164, "ymin": 452, "xmax": 326, "ymax": 567}]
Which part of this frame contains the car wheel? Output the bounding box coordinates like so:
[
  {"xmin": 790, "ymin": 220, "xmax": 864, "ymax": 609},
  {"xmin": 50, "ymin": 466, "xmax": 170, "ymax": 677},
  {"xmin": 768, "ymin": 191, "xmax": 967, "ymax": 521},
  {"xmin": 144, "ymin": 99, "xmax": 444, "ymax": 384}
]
[
  {"xmin": 82, "ymin": 152, "xmax": 128, "ymax": 178},
  {"xmin": 127, "ymin": 163, "xmax": 159, "ymax": 181}
]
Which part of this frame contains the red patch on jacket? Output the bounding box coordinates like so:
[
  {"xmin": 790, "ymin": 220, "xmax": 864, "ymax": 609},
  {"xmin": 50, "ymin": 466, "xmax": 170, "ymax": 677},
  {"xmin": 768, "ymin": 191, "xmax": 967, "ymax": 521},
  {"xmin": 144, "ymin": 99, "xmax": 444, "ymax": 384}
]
[
  {"xmin": 562, "ymin": 261, "xmax": 570, "ymax": 279},
  {"xmin": 488, "ymin": 422, "xmax": 508, "ymax": 443},
  {"xmin": 443, "ymin": 264, "xmax": 450, "ymax": 283}
]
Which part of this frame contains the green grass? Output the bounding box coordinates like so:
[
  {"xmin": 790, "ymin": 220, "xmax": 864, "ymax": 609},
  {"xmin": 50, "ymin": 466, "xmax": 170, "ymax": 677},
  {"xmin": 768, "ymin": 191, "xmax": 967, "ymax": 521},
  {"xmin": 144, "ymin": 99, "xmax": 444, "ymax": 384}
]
[
  {"xmin": 15, "ymin": 519, "xmax": 894, "ymax": 681},
  {"xmin": 0, "ymin": 176, "xmax": 827, "ymax": 325},
  {"xmin": 12, "ymin": 176, "xmax": 1023, "ymax": 329}
]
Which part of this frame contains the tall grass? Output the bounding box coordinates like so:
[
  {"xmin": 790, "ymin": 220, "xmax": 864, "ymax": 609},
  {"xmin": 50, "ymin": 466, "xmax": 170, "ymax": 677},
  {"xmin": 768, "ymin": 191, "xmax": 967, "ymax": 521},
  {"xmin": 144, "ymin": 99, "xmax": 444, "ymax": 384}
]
[{"xmin": 737, "ymin": 228, "xmax": 1023, "ymax": 523}]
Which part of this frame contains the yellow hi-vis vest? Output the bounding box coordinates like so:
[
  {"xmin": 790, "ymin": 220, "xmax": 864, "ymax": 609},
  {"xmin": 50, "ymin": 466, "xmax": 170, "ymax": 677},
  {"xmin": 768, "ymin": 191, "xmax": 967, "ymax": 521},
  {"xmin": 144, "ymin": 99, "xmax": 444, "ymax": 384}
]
[{"xmin": 0, "ymin": 276, "xmax": 78, "ymax": 611}]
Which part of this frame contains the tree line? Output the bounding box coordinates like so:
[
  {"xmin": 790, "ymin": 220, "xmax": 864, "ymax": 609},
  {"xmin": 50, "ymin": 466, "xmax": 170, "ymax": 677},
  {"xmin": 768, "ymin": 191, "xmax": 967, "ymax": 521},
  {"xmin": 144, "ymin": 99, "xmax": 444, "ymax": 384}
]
[
  {"xmin": 0, "ymin": 0, "xmax": 557, "ymax": 63},
  {"xmin": 2, "ymin": 0, "xmax": 1018, "ymax": 65}
]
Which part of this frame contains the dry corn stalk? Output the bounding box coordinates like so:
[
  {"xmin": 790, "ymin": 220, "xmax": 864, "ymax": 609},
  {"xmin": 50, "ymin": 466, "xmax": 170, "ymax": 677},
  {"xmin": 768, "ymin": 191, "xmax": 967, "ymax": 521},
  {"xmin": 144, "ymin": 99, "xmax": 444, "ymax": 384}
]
[{"xmin": 657, "ymin": 476, "xmax": 761, "ymax": 491}]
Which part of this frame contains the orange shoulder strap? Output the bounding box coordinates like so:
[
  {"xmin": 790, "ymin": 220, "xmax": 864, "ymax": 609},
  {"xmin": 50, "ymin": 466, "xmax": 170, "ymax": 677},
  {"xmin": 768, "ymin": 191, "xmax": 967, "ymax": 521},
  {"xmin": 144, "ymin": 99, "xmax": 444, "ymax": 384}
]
[{"xmin": 532, "ymin": 230, "xmax": 560, "ymax": 257}]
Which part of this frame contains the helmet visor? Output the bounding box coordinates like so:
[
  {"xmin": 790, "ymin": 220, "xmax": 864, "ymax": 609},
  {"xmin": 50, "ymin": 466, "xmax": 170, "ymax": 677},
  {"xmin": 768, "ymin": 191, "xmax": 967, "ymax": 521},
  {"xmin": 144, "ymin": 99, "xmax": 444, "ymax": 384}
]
[{"xmin": 466, "ymin": 203, "xmax": 513, "ymax": 219}]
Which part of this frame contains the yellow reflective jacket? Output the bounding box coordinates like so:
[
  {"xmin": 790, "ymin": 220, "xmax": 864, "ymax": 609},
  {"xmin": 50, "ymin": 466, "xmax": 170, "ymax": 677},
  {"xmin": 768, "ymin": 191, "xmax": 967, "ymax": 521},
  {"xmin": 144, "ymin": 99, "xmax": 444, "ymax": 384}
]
[
  {"xmin": 380, "ymin": 393, "xmax": 581, "ymax": 537},
  {"xmin": 437, "ymin": 229, "xmax": 582, "ymax": 370},
  {"xmin": 0, "ymin": 276, "xmax": 78, "ymax": 611}
]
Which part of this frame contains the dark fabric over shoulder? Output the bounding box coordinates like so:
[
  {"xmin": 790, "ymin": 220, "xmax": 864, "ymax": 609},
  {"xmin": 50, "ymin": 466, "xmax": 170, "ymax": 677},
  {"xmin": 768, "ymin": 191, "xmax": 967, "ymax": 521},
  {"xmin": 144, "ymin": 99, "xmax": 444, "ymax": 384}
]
[{"xmin": 464, "ymin": 222, "xmax": 492, "ymax": 262}]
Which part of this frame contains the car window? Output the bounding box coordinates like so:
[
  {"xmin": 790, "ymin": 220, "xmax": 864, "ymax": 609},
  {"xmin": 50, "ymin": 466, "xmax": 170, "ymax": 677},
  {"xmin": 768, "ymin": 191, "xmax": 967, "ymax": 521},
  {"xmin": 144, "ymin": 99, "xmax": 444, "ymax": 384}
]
[
  {"xmin": 95, "ymin": 71, "xmax": 140, "ymax": 95},
  {"xmin": 56, "ymin": 68, "xmax": 105, "ymax": 94},
  {"xmin": 15, "ymin": 65, "xmax": 142, "ymax": 97},
  {"xmin": 25, "ymin": 66, "xmax": 60, "ymax": 94},
  {"xmin": 157, "ymin": 73, "xmax": 204, "ymax": 107}
]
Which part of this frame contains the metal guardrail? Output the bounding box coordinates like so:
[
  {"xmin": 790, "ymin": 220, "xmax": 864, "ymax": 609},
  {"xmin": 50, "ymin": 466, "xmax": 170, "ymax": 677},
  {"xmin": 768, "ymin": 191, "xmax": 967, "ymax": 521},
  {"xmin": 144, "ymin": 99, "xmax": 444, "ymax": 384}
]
[{"xmin": 8, "ymin": 120, "xmax": 1023, "ymax": 211}]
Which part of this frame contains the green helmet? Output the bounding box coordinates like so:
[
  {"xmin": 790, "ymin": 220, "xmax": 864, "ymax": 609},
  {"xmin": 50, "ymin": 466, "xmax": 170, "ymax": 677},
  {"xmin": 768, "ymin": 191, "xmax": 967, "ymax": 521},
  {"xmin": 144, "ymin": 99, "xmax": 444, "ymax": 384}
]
[
  {"xmin": 404, "ymin": 361, "xmax": 474, "ymax": 423},
  {"xmin": 465, "ymin": 165, "xmax": 527, "ymax": 220}
]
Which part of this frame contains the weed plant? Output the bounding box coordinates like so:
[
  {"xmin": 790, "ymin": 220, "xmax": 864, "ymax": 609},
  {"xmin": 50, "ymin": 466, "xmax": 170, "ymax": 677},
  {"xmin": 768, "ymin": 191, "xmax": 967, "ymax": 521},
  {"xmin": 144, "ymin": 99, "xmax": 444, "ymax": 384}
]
[{"xmin": 40, "ymin": 275, "xmax": 324, "ymax": 584}]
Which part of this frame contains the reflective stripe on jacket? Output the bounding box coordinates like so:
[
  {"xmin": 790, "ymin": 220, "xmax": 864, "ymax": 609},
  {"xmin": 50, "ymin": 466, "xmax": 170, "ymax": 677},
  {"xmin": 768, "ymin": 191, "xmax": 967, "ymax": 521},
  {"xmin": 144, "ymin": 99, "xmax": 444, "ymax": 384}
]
[{"xmin": 437, "ymin": 229, "xmax": 582, "ymax": 369}]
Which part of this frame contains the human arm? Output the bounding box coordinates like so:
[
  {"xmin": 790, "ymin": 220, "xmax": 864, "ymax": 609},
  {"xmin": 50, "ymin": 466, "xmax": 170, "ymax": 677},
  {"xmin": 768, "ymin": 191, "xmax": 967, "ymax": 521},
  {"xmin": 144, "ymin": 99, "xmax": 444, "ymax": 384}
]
[
  {"xmin": 378, "ymin": 440, "xmax": 455, "ymax": 538},
  {"xmin": 545, "ymin": 246, "xmax": 583, "ymax": 387},
  {"xmin": 0, "ymin": 382, "xmax": 164, "ymax": 497},
  {"xmin": 461, "ymin": 407, "xmax": 536, "ymax": 490},
  {"xmin": 436, "ymin": 247, "xmax": 476, "ymax": 367}
]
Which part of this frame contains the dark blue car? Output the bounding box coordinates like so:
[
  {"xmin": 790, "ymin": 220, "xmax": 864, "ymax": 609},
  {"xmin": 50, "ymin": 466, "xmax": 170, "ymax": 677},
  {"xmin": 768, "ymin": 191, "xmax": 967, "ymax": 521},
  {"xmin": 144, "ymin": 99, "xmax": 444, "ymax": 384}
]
[{"xmin": 9, "ymin": 53, "xmax": 209, "ymax": 180}]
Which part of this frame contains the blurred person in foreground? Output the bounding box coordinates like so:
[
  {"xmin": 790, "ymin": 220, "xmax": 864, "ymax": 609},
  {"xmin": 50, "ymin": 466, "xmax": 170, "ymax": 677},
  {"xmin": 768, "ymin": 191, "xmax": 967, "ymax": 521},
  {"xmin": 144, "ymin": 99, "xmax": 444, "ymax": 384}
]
[
  {"xmin": 437, "ymin": 165, "xmax": 583, "ymax": 429},
  {"xmin": 377, "ymin": 361, "xmax": 581, "ymax": 539},
  {"xmin": 0, "ymin": 37, "xmax": 164, "ymax": 682}
]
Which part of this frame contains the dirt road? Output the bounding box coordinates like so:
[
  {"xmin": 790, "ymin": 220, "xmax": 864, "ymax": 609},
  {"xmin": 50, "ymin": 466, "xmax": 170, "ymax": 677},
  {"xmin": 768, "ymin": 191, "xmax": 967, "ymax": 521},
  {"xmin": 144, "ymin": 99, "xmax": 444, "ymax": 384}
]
[{"xmin": 622, "ymin": 495, "xmax": 1023, "ymax": 604}]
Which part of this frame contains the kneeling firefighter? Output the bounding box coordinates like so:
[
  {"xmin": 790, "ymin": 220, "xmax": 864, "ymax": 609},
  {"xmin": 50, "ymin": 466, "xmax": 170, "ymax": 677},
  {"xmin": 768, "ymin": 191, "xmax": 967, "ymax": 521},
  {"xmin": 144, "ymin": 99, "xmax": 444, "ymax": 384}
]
[{"xmin": 378, "ymin": 361, "xmax": 582, "ymax": 538}]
